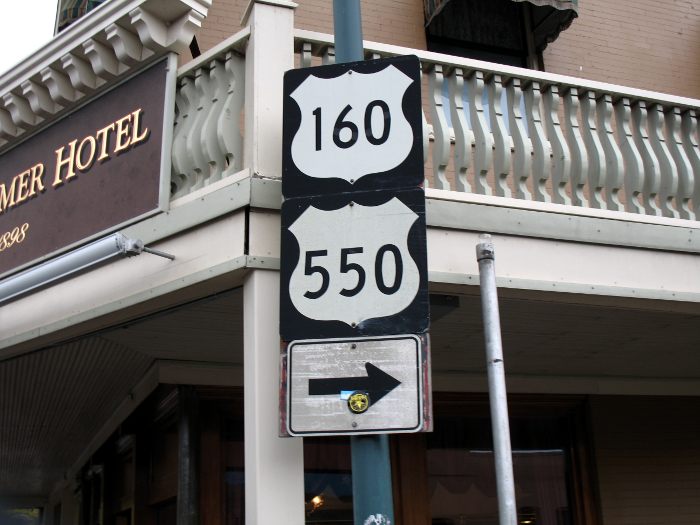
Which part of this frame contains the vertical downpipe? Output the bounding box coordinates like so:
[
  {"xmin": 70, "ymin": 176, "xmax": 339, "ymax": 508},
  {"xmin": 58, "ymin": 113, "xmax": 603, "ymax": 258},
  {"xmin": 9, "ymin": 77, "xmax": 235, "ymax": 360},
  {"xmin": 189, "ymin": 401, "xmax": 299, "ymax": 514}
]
[{"xmin": 476, "ymin": 234, "xmax": 517, "ymax": 525}]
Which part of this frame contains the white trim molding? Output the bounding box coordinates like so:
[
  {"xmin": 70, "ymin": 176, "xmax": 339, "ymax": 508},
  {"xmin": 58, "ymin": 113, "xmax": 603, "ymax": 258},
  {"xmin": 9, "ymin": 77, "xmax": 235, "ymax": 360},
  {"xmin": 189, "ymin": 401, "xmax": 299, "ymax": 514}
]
[{"xmin": 0, "ymin": 0, "xmax": 211, "ymax": 151}]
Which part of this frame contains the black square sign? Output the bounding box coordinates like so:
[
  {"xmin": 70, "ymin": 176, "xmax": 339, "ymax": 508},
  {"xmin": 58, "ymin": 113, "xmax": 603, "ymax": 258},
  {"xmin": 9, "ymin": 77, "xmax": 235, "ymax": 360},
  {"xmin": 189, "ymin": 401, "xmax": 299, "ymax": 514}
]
[{"xmin": 280, "ymin": 188, "xmax": 428, "ymax": 341}]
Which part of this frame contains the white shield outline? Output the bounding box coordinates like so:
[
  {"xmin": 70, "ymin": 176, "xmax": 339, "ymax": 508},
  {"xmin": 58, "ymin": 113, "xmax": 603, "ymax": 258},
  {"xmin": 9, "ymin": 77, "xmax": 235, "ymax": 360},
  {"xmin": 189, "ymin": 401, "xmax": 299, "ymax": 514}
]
[
  {"xmin": 287, "ymin": 198, "xmax": 421, "ymax": 326},
  {"xmin": 289, "ymin": 65, "xmax": 414, "ymax": 182}
]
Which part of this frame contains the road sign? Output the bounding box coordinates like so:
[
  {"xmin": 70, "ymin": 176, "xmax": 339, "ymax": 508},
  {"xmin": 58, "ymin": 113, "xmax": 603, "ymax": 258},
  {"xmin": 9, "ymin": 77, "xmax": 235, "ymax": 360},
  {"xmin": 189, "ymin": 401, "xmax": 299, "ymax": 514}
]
[
  {"xmin": 285, "ymin": 334, "xmax": 426, "ymax": 436},
  {"xmin": 282, "ymin": 55, "xmax": 423, "ymax": 199},
  {"xmin": 280, "ymin": 55, "xmax": 431, "ymax": 437},
  {"xmin": 280, "ymin": 188, "xmax": 428, "ymax": 341}
]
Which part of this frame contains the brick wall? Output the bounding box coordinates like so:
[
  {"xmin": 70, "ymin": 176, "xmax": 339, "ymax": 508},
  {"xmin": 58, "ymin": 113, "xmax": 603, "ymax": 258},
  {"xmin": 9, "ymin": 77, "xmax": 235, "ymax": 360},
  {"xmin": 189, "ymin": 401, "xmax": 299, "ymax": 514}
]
[
  {"xmin": 197, "ymin": 0, "xmax": 426, "ymax": 54},
  {"xmin": 590, "ymin": 396, "xmax": 700, "ymax": 525},
  {"xmin": 544, "ymin": 0, "xmax": 700, "ymax": 98},
  {"xmin": 196, "ymin": 0, "xmax": 700, "ymax": 97}
]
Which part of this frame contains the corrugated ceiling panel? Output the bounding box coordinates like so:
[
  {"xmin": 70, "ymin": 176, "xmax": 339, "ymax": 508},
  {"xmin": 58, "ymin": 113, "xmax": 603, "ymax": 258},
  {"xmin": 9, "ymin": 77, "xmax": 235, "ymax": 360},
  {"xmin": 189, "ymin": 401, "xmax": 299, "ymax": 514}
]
[{"xmin": 0, "ymin": 338, "xmax": 153, "ymax": 497}]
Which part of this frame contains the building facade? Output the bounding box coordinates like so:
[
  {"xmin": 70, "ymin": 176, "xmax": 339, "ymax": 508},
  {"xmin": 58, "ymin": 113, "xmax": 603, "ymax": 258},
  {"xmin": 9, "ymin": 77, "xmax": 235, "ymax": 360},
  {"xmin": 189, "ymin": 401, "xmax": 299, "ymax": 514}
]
[{"xmin": 1, "ymin": 0, "xmax": 699, "ymax": 524}]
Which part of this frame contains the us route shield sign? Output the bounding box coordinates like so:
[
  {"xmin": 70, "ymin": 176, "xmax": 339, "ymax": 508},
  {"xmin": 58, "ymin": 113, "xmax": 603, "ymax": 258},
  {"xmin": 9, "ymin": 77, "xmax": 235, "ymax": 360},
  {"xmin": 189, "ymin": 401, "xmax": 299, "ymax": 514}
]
[
  {"xmin": 280, "ymin": 188, "xmax": 428, "ymax": 341},
  {"xmin": 282, "ymin": 55, "xmax": 423, "ymax": 198}
]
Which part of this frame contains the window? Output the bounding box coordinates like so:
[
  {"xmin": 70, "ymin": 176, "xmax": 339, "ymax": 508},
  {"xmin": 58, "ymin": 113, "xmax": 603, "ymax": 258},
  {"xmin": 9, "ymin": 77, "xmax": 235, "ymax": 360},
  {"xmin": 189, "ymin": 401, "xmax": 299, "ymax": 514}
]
[
  {"xmin": 303, "ymin": 437, "xmax": 354, "ymax": 524},
  {"xmin": 423, "ymin": 395, "xmax": 597, "ymax": 525},
  {"xmin": 426, "ymin": 0, "xmax": 539, "ymax": 68},
  {"xmin": 56, "ymin": 0, "xmax": 109, "ymax": 33},
  {"xmin": 424, "ymin": 0, "xmax": 578, "ymax": 70}
]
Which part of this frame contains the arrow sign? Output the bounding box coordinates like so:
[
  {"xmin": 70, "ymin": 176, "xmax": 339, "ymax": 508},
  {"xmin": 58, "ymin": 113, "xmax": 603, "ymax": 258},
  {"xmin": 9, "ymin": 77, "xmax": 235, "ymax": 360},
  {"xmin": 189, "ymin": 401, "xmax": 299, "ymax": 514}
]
[
  {"xmin": 308, "ymin": 362, "xmax": 401, "ymax": 405},
  {"xmin": 286, "ymin": 335, "xmax": 424, "ymax": 436}
]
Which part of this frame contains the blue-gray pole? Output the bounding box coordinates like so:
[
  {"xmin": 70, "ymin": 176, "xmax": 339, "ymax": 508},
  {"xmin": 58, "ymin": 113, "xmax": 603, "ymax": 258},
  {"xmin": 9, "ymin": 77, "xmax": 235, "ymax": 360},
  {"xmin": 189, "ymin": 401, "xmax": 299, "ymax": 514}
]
[
  {"xmin": 350, "ymin": 435, "xmax": 394, "ymax": 525},
  {"xmin": 333, "ymin": 0, "xmax": 364, "ymax": 63},
  {"xmin": 332, "ymin": 2, "xmax": 395, "ymax": 524}
]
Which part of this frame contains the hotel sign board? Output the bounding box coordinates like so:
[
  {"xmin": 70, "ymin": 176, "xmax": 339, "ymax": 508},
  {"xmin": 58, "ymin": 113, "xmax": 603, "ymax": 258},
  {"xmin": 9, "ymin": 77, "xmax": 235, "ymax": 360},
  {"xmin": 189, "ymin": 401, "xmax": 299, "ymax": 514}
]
[{"xmin": 0, "ymin": 56, "xmax": 175, "ymax": 277}]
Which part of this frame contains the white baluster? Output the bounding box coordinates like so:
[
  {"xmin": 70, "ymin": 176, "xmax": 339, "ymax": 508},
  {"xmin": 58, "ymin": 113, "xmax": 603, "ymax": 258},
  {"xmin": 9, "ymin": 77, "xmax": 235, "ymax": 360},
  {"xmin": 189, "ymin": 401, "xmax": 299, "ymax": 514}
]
[
  {"xmin": 631, "ymin": 101, "xmax": 661, "ymax": 216},
  {"xmin": 681, "ymin": 110, "xmax": 700, "ymax": 217},
  {"xmin": 506, "ymin": 78, "xmax": 532, "ymax": 201},
  {"xmin": 300, "ymin": 42, "xmax": 312, "ymax": 68},
  {"xmin": 664, "ymin": 108, "xmax": 694, "ymax": 219},
  {"xmin": 321, "ymin": 46, "xmax": 335, "ymax": 65},
  {"xmin": 448, "ymin": 67, "xmax": 472, "ymax": 192},
  {"xmin": 188, "ymin": 67, "xmax": 214, "ymax": 190},
  {"xmin": 647, "ymin": 104, "xmax": 679, "ymax": 218},
  {"xmin": 428, "ymin": 64, "xmax": 451, "ymax": 190},
  {"xmin": 487, "ymin": 74, "xmax": 511, "ymax": 197},
  {"xmin": 563, "ymin": 87, "xmax": 588, "ymax": 207},
  {"xmin": 171, "ymin": 77, "xmax": 196, "ymax": 197},
  {"xmin": 596, "ymin": 94, "xmax": 624, "ymax": 211},
  {"xmin": 468, "ymin": 70, "xmax": 493, "ymax": 195},
  {"xmin": 524, "ymin": 81, "xmax": 550, "ymax": 202},
  {"xmin": 543, "ymin": 85, "xmax": 571, "ymax": 205},
  {"xmin": 219, "ymin": 51, "xmax": 245, "ymax": 177},
  {"xmin": 579, "ymin": 91, "xmax": 606, "ymax": 209},
  {"xmin": 614, "ymin": 97, "xmax": 645, "ymax": 214},
  {"xmin": 201, "ymin": 59, "xmax": 229, "ymax": 184}
]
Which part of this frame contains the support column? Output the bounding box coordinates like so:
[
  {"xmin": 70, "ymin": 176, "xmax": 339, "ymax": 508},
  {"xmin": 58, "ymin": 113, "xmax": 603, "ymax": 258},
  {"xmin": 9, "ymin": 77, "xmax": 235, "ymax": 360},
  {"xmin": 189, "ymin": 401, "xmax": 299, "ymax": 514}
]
[
  {"xmin": 177, "ymin": 385, "xmax": 200, "ymax": 525},
  {"xmin": 244, "ymin": 270, "xmax": 305, "ymax": 525},
  {"xmin": 242, "ymin": 0, "xmax": 298, "ymax": 178}
]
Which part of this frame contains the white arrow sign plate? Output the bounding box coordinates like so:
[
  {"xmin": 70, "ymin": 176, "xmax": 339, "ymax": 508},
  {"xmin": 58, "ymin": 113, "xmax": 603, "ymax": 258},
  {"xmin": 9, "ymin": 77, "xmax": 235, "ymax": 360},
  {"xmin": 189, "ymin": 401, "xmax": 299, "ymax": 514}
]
[{"xmin": 286, "ymin": 335, "xmax": 424, "ymax": 436}]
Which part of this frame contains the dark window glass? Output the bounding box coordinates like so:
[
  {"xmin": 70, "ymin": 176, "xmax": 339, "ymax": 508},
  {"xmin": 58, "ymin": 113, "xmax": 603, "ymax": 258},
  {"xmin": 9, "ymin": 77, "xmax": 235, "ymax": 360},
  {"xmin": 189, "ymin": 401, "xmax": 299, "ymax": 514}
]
[
  {"xmin": 426, "ymin": 0, "xmax": 531, "ymax": 68},
  {"xmin": 56, "ymin": 0, "xmax": 109, "ymax": 33},
  {"xmin": 427, "ymin": 415, "xmax": 573, "ymax": 525},
  {"xmin": 224, "ymin": 413, "xmax": 245, "ymax": 525},
  {"xmin": 304, "ymin": 437, "xmax": 354, "ymax": 524},
  {"xmin": 154, "ymin": 499, "xmax": 176, "ymax": 525}
]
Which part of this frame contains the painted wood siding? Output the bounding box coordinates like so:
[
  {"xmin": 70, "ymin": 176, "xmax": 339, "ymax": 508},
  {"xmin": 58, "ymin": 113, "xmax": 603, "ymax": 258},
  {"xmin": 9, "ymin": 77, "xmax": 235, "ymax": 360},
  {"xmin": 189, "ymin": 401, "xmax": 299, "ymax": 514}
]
[{"xmin": 591, "ymin": 396, "xmax": 700, "ymax": 525}]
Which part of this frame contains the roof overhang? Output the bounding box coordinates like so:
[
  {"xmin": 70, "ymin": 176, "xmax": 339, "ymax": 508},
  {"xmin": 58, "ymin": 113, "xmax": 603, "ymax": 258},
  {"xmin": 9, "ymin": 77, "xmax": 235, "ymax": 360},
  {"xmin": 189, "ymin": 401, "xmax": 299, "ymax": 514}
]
[{"xmin": 0, "ymin": 0, "xmax": 212, "ymax": 153}]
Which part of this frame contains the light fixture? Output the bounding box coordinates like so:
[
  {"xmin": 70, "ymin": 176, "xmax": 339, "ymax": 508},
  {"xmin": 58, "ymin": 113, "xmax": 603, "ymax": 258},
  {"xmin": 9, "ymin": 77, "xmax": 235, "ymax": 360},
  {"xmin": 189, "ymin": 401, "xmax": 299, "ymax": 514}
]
[{"xmin": 0, "ymin": 233, "xmax": 174, "ymax": 305}]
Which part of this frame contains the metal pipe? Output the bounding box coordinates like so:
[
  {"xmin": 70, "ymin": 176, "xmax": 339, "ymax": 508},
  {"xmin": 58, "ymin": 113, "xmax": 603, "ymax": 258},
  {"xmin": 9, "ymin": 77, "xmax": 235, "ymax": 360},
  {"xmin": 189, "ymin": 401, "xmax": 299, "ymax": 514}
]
[
  {"xmin": 0, "ymin": 233, "xmax": 129, "ymax": 304},
  {"xmin": 476, "ymin": 234, "xmax": 517, "ymax": 525},
  {"xmin": 351, "ymin": 435, "xmax": 394, "ymax": 525}
]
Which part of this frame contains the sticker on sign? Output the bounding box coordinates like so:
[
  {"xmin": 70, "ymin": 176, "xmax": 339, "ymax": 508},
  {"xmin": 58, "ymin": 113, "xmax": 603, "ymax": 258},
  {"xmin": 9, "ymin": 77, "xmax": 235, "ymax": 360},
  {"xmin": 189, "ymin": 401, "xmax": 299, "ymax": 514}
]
[{"xmin": 286, "ymin": 334, "xmax": 424, "ymax": 436}]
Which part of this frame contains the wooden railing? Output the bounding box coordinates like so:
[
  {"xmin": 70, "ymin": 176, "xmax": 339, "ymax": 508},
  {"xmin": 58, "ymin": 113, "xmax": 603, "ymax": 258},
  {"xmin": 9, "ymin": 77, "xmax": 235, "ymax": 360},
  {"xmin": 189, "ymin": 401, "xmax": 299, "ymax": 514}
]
[
  {"xmin": 170, "ymin": 29, "xmax": 249, "ymax": 199},
  {"xmin": 168, "ymin": 26, "xmax": 700, "ymax": 222},
  {"xmin": 295, "ymin": 30, "xmax": 700, "ymax": 221}
]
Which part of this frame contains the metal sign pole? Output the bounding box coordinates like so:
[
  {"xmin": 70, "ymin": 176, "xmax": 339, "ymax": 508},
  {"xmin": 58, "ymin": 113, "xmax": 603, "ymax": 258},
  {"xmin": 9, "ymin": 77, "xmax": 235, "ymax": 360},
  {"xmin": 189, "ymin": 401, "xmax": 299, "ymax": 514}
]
[
  {"xmin": 332, "ymin": 3, "xmax": 395, "ymax": 524},
  {"xmin": 333, "ymin": 0, "xmax": 364, "ymax": 62},
  {"xmin": 475, "ymin": 234, "xmax": 518, "ymax": 525}
]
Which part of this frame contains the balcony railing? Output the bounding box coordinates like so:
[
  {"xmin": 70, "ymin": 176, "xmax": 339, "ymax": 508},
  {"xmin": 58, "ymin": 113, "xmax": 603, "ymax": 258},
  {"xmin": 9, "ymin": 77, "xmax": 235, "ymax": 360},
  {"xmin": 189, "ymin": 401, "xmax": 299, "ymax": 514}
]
[
  {"xmin": 170, "ymin": 29, "xmax": 249, "ymax": 199},
  {"xmin": 169, "ymin": 26, "xmax": 700, "ymax": 224},
  {"xmin": 294, "ymin": 31, "xmax": 700, "ymax": 222}
]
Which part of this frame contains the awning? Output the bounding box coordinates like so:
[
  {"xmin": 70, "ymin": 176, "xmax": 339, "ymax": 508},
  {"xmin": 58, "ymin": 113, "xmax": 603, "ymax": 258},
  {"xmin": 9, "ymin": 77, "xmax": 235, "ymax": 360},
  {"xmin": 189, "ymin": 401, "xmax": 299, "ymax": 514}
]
[{"xmin": 424, "ymin": 0, "xmax": 578, "ymax": 52}]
